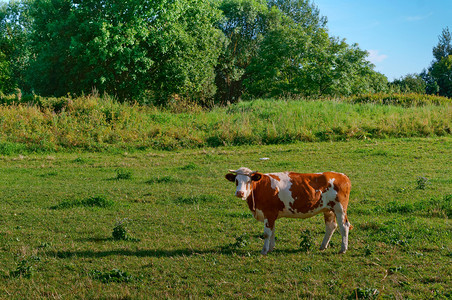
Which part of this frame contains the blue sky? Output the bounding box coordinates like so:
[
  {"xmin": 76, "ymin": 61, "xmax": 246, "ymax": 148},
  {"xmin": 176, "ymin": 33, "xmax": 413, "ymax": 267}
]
[{"xmin": 314, "ymin": 0, "xmax": 452, "ymax": 80}]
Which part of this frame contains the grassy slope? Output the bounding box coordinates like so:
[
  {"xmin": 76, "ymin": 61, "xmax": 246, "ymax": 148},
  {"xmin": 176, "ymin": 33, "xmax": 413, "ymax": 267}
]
[
  {"xmin": 0, "ymin": 137, "xmax": 450, "ymax": 299},
  {"xmin": 0, "ymin": 97, "xmax": 451, "ymax": 153}
]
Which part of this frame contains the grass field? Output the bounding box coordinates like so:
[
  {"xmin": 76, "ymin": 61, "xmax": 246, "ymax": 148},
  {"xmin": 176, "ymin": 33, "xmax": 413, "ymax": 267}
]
[{"xmin": 0, "ymin": 137, "xmax": 450, "ymax": 299}]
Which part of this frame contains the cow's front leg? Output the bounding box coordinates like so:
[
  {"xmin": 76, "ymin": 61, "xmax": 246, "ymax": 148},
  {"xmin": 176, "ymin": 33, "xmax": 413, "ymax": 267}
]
[{"xmin": 262, "ymin": 218, "xmax": 275, "ymax": 255}]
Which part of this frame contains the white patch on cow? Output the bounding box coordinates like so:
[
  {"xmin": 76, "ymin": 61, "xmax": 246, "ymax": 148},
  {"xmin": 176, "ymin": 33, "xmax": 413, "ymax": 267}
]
[
  {"xmin": 233, "ymin": 167, "xmax": 254, "ymax": 200},
  {"xmin": 267, "ymin": 172, "xmax": 294, "ymax": 206},
  {"xmin": 333, "ymin": 202, "xmax": 350, "ymax": 253},
  {"xmin": 321, "ymin": 178, "xmax": 337, "ymax": 204}
]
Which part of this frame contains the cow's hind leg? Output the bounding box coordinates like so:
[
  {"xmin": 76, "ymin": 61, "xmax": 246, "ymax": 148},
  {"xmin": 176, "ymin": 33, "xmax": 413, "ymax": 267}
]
[
  {"xmin": 320, "ymin": 210, "xmax": 337, "ymax": 250},
  {"xmin": 334, "ymin": 204, "xmax": 351, "ymax": 254},
  {"xmin": 262, "ymin": 218, "xmax": 276, "ymax": 255}
]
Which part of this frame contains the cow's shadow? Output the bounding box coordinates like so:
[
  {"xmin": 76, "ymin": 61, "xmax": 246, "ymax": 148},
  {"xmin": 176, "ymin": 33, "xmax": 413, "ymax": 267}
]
[
  {"xmin": 46, "ymin": 245, "xmax": 313, "ymax": 259},
  {"xmin": 47, "ymin": 247, "xmax": 247, "ymax": 259}
]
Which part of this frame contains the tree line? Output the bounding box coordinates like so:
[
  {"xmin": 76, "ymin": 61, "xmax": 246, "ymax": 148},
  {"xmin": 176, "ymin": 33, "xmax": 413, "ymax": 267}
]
[{"xmin": 0, "ymin": 0, "xmax": 451, "ymax": 105}]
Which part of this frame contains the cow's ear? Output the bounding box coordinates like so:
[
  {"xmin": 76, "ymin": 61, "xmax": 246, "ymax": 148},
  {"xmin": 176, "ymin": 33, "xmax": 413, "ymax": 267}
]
[
  {"xmin": 225, "ymin": 173, "xmax": 236, "ymax": 182},
  {"xmin": 251, "ymin": 172, "xmax": 262, "ymax": 181}
]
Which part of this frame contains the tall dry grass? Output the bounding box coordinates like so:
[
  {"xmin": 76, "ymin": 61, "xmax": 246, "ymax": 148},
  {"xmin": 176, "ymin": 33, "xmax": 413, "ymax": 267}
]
[{"xmin": 0, "ymin": 94, "xmax": 450, "ymax": 154}]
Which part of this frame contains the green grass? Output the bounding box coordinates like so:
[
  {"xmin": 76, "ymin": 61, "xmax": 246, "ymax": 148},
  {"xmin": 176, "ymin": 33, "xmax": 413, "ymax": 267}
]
[
  {"xmin": 0, "ymin": 95, "xmax": 450, "ymax": 153},
  {"xmin": 0, "ymin": 137, "xmax": 450, "ymax": 299}
]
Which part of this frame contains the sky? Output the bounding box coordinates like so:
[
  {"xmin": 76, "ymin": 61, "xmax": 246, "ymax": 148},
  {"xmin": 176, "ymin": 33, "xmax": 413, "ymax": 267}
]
[{"xmin": 314, "ymin": 0, "xmax": 452, "ymax": 81}]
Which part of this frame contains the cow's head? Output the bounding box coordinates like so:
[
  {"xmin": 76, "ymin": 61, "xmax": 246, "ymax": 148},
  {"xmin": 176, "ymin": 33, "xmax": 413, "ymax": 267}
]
[{"xmin": 225, "ymin": 167, "xmax": 262, "ymax": 200}]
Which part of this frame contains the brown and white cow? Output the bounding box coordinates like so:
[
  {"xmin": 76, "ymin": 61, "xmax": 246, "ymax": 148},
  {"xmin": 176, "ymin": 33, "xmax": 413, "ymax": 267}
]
[{"xmin": 225, "ymin": 167, "xmax": 352, "ymax": 254}]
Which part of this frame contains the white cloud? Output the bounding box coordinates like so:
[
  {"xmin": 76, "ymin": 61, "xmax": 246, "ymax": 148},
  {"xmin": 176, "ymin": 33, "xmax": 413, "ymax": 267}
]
[
  {"xmin": 367, "ymin": 50, "xmax": 388, "ymax": 64},
  {"xmin": 405, "ymin": 12, "xmax": 433, "ymax": 22}
]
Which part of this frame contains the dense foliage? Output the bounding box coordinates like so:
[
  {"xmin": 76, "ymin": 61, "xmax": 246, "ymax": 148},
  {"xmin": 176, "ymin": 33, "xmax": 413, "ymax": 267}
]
[
  {"xmin": 422, "ymin": 27, "xmax": 452, "ymax": 97},
  {"xmin": 0, "ymin": 0, "xmax": 450, "ymax": 104},
  {"xmin": 1, "ymin": 0, "xmax": 391, "ymax": 104}
]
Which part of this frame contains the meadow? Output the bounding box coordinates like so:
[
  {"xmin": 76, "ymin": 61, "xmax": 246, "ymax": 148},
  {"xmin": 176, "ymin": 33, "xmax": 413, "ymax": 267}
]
[
  {"xmin": 0, "ymin": 137, "xmax": 451, "ymax": 299},
  {"xmin": 0, "ymin": 94, "xmax": 450, "ymax": 154}
]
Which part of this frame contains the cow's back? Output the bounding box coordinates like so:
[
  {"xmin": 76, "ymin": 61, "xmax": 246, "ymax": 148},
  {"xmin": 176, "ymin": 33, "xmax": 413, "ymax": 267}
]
[{"xmin": 275, "ymin": 171, "xmax": 350, "ymax": 219}]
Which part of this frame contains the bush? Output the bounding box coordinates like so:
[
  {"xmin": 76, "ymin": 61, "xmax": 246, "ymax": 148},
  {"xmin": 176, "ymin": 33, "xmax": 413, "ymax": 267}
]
[{"xmin": 347, "ymin": 92, "xmax": 450, "ymax": 107}]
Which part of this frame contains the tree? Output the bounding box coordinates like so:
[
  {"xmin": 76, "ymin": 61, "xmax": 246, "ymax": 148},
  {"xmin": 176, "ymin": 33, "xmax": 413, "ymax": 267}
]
[
  {"xmin": 390, "ymin": 73, "xmax": 426, "ymax": 94},
  {"xmin": 217, "ymin": 0, "xmax": 387, "ymax": 101},
  {"xmin": 433, "ymin": 27, "xmax": 452, "ymax": 62},
  {"xmin": 27, "ymin": 0, "xmax": 223, "ymax": 103},
  {"xmin": 430, "ymin": 55, "xmax": 452, "ymax": 97},
  {"xmin": 215, "ymin": 0, "xmax": 269, "ymax": 103},
  {"xmin": 0, "ymin": 0, "xmax": 33, "ymax": 93},
  {"xmin": 244, "ymin": 9, "xmax": 387, "ymax": 98},
  {"xmin": 425, "ymin": 27, "xmax": 452, "ymax": 97}
]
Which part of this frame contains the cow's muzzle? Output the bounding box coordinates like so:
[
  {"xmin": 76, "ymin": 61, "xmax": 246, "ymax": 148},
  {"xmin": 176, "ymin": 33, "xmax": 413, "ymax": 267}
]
[{"xmin": 235, "ymin": 191, "xmax": 246, "ymax": 199}]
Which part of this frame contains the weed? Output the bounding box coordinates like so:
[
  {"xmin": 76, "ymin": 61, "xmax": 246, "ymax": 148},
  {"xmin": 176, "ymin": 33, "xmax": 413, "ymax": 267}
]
[
  {"xmin": 51, "ymin": 195, "xmax": 114, "ymax": 209},
  {"xmin": 363, "ymin": 245, "xmax": 374, "ymax": 256},
  {"xmin": 38, "ymin": 242, "xmax": 52, "ymax": 249},
  {"xmin": 112, "ymin": 219, "xmax": 130, "ymax": 241},
  {"xmin": 89, "ymin": 269, "xmax": 135, "ymax": 283},
  {"xmin": 382, "ymin": 195, "xmax": 451, "ymax": 218},
  {"xmin": 181, "ymin": 162, "xmax": 198, "ymax": 170},
  {"xmin": 416, "ymin": 176, "xmax": 430, "ymax": 189},
  {"xmin": 10, "ymin": 256, "xmax": 40, "ymax": 278},
  {"xmin": 82, "ymin": 195, "xmax": 114, "ymax": 208},
  {"xmin": 373, "ymin": 219, "xmax": 413, "ymax": 246},
  {"xmin": 73, "ymin": 157, "xmax": 86, "ymax": 163},
  {"xmin": 112, "ymin": 219, "xmax": 139, "ymax": 242},
  {"xmin": 10, "ymin": 260, "xmax": 33, "ymax": 278},
  {"xmin": 227, "ymin": 235, "xmax": 249, "ymax": 249},
  {"xmin": 387, "ymin": 266, "xmax": 403, "ymax": 275},
  {"xmin": 299, "ymin": 229, "xmax": 313, "ymax": 252},
  {"xmin": 116, "ymin": 168, "xmax": 133, "ymax": 180},
  {"xmin": 301, "ymin": 266, "xmax": 313, "ymax": 272},
  {"xmin": 174, "ymin": 194, "xmax": 219, "ymax": 205},
  {"xmin": 146, "ymin": 175, "xmax": 182, "ymax": 184},
  {"xmin": 385, "ymin": 201, "xmax": 415, "ymax": 214},
  {"xmin": 348, "ymin": 287, "xmax": 379, "ymax": 299}
]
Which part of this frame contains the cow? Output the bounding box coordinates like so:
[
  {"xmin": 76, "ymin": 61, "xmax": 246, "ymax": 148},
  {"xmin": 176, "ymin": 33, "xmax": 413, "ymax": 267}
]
[{"xmin": 225, "ymin": 167, "xmax": 352, "ymax": 254}]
